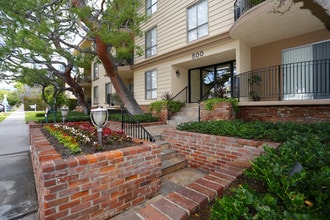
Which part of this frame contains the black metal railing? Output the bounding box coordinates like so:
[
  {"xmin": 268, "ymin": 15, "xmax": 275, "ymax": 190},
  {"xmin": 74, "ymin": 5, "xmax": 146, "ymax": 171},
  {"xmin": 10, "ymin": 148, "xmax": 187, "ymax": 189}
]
[
  {"xmin": 237, "ymin": 59, "xmax": 330, "ymax": 101},
  {"xmin": 120, "ymin": 105, "xmax": 155, "ymax": 142},
  {"xmin": 171, "ymin": 86, "xmax": 188, "ymax": 103},
  {"xmin": 234, "ymin": 0, "xmax": 266, "ymax": 21}
]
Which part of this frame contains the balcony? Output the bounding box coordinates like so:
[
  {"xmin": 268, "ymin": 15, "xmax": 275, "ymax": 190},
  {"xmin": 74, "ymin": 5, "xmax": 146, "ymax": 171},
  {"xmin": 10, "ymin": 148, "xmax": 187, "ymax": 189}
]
[
  {"xmin": 236, "ymin": 59, "xmax": 330, "ymax": 101},
  {"xmin": 234, "ymin": 0, "xmax": 266, "ymax": 21},
  {"xmin": 230, "ymin": 0, "xmax": 329, "ymax": 47}
]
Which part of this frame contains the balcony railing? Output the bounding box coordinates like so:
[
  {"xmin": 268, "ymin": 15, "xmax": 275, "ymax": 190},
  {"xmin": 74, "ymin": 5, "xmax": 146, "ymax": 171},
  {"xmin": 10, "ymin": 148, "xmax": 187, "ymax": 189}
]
[
  {"xmin": 234, "ymin": 0, "xmax": 266, "ymax": 21},
  {"xmin": 236, "ymin": 59, "xmax": 330, "ymax": 101}
]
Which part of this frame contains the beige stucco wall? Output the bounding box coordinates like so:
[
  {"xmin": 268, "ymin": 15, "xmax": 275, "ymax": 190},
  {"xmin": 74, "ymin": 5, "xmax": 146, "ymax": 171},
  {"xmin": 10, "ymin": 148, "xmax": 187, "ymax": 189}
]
[{"xmin": 251, "ymin": 29, "xmax": 330, "ymax": 69}]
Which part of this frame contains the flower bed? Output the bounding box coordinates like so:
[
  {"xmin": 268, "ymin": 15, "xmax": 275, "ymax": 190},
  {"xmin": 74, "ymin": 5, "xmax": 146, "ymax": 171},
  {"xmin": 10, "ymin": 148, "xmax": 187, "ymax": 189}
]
[
  {"xmin": 43, "ymin": 122, "xmax": 135, "ymax": 157},
  {"xmin": 29, "ymin": 122, "xmax": 161, "ymax": 219}
]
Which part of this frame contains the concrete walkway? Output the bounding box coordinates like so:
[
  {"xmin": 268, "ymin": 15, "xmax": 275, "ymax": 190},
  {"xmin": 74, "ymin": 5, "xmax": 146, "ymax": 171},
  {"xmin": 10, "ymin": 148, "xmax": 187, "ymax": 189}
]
[{"xmin": 0, "ymin": 106, "xmax": 38, "ymax": 220}]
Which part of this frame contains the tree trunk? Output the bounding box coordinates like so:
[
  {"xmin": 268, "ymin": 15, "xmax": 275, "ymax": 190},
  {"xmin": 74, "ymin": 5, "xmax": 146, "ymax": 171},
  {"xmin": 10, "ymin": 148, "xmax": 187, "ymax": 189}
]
[
  {"xmin": 64, "ymin": 73, "xmax": 90, "ymax": 115},
  {"xmin": 95, "ymin": 35, "xmax": 143, "ymax": 115}
]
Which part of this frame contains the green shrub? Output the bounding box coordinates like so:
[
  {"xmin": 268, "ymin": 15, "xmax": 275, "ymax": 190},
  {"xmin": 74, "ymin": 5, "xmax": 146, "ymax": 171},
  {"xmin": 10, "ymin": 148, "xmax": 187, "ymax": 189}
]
[
  {"xmin": 211, "ymin": 134, "xmax": 330, "ymax": 219},
  {"xmin": 38, "ymin": 111, "xmax": 90, "ymax": 123},
  {"xmin": 149, "ymin": 100, "xmax": 185, "ymax": 114},
  {"xmin": 149, "ymin": 100, "xmax": 164, "ymax": 113},
  {"xmin": 204, "ymin": 97, "xmax": 239, "ymax": 112},
  {"xmin": 177, "ymin": 120, "xmax": 330, "ymax": 143},
  {"xmin": 109, "ymin": 113, "xmax": 159, "ymax": 123}
]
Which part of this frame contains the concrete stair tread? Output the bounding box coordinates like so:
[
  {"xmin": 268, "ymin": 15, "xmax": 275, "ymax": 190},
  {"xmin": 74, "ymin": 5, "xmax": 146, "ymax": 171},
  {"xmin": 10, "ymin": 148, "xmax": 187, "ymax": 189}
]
[{"xmin": 162, "ymin": 157, "xmax": 186, "ymax": 169}]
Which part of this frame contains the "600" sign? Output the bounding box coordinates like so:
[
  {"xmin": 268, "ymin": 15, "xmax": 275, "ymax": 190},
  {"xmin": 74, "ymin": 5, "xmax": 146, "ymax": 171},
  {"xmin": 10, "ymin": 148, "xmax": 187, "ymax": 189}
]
[{"xmin": 192, "ymin": 51, "xmax": 204, "ymax": 59}]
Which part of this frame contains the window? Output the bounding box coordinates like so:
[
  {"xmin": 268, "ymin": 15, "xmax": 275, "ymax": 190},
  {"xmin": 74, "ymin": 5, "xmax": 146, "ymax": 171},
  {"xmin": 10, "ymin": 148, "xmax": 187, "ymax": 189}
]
[
  {"xmin": 282, "ymin": 40, "xmax": 330, "ymax": 100},
  {"xmin": 145, "ymin": 27, "xmax": 157, "ymax": 58},
  {"xmin": 187, "ymin": 0, "xmax": 208, "ymax": 42},
  {"xmin": 146, "ymin": 0, "xmax": 157, "ymax": 16},
  {"xmin": 105, "ymin": 83, "xmax": 112, "ymax": 104},
  {"xmin": 93, "ymin": 62, "xmax": 99, "ymax": 80},
  {"xmin": 93, "ymin": 86, "xmax": 99, "ymax": 105},
  {"xmin": 145, "ymin": 70, "xmax": 157, "ymax": 99}
]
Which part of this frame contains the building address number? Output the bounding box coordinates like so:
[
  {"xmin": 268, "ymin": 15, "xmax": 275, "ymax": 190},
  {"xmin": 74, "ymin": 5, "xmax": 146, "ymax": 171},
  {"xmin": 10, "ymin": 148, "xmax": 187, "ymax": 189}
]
[{"xmin": 192, "ymin": 51, "xmax": 204, "ymax": 59}]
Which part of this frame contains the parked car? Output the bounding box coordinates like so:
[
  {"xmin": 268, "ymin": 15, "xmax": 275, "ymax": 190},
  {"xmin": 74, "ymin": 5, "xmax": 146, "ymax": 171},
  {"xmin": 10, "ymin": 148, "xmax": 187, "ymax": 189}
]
[{"xmin": 0, "ymin": 104, "xmax": 4, "ymax": 112}]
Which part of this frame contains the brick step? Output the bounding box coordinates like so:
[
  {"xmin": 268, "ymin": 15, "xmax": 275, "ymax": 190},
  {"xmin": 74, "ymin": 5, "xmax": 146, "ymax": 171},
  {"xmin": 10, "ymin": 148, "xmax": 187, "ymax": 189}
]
[{"xmin": 161, "ymin": 157, "xmax": 187, "ymax": 176}]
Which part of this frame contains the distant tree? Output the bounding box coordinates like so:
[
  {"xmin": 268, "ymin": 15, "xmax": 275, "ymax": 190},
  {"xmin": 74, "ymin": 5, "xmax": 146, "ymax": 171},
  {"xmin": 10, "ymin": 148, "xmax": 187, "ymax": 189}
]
[{"xmin": 0, "ymin": 0, "xmax": 145, "ymax": 114}]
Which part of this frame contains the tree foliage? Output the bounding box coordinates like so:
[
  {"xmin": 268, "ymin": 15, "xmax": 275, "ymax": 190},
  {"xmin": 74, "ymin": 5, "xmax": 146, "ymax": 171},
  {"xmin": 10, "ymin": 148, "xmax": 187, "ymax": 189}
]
[{"xmin": 0, "ymin": 0, "xmax": 145, "ymax": 114}]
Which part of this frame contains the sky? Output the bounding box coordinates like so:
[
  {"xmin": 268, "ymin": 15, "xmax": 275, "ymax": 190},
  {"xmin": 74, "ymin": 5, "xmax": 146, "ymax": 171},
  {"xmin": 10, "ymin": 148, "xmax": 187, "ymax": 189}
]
[{"xmin": 0, "ymin": 81, "xmax": 16, "ymax": 91}]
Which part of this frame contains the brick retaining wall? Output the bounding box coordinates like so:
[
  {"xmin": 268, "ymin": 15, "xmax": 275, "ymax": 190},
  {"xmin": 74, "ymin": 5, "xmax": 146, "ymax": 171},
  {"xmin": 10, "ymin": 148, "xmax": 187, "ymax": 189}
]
[
  {"xmin": 239, "ymin": 105, "xmax": 330, "ymax": 123},
  {"xmin": 29, "ymin": 124, "xmax": 161, "ymax": 220},
  {"xmin": 161, "ymin": 129, "xmax": 279, "ymax": 173},
  {"xmin": 200, "ymin": 102, "xmax": 235, "ymax": 121}
]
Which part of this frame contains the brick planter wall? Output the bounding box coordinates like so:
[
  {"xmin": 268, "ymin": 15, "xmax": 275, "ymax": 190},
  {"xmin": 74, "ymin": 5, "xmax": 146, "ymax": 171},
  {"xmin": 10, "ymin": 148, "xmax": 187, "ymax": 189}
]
[
  {"xmin": 162, "ymin": 129, "xmax": 279, "ymax": 173},
  {"xmin": 200, "ymin": 102, "xmax": 235, "ymax": 121},
  {"xmin": 239, "ymin": 105, "xmax": 330, "ymax": 123},
  {"xmin": 29, "ymin": 124, "xmax": 161, "ymax": 220}
]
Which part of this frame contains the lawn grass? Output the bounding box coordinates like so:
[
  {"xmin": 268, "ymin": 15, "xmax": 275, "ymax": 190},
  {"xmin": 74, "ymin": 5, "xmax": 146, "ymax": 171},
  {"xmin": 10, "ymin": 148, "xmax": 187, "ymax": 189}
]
[
  {"xmin": 0, "ymin": 112, "xmax": 11, "ymax": 122},
  {"xmin": 25, "ymin": 111, "xmax": 44, "ymax": 123}
]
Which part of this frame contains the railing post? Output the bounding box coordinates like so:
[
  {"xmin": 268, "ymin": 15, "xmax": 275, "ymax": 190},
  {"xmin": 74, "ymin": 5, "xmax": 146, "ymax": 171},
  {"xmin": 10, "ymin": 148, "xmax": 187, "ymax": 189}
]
[
  {"xmin": 121, "ymin": 105, "xmax": 124, "ymax": 130},
  {"xmin": 278, "ymin": 65, "xmax": 282, "ymax": 101}
]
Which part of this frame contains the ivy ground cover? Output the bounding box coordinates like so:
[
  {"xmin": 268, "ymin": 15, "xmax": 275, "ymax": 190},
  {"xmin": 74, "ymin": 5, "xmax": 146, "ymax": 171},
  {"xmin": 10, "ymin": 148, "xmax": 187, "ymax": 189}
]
[{"xmin": 43, "ymin": 122, "xmax": 135, "ymax": 158}]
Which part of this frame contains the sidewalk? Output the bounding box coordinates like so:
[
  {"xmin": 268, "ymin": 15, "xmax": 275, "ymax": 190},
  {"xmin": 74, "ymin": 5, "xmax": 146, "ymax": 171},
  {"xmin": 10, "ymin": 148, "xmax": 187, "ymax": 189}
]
[{"xmin": 0, "ymin": 106, "xmax": 38, "ymax": 220}]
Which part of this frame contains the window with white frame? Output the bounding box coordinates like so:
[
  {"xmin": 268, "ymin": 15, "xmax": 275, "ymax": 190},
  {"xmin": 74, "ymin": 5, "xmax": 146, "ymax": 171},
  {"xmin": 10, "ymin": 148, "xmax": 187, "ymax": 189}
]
[
  {"xmin": 145, "ymin": 27, "xmax": 157, "ymax": 58},
  {"xmin": 145, "ymin": 70, "xmax": 157, "ymax": 99},
  {"xmin": 105, "ymin": 83, "xmax": 112, "ymax": 104},
  {"xmin": 93, "ymin": 62, "xmax": 99, "ymax": 80},
  {"xmin": 146, "ymin": 0, "xmax": 157, "ymax": 16},
  {"xmin": 187, "ymin": 0, "xmax": 208, "ymax": 42},
  {"xmin": 93, "ymin": 86, "xmax": 99, "ymax": 104}
]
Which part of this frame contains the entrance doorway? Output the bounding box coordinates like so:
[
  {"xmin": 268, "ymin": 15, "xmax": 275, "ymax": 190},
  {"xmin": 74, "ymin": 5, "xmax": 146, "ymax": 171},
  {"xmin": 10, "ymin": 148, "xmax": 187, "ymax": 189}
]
[{"xmin": 189, "ymin": 61, "xmax": 236, "ymax": 102}]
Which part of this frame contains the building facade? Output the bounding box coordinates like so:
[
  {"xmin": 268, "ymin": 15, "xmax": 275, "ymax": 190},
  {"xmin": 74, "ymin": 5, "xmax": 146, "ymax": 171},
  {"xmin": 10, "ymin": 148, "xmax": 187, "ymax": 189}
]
[{"xmin": 88, "ymin": 0, "xmax": 329, "ymax": 111}]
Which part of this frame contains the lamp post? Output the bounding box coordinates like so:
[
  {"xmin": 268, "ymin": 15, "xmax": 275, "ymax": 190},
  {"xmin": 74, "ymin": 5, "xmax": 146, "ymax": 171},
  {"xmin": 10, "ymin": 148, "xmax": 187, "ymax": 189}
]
[
  {"xmin": 90, "ymin": 106, "xmax": 109, "ymax": 145},
  {"xmin": 60, "ymin": 106, "xmax": 69, "ymax": 123}
]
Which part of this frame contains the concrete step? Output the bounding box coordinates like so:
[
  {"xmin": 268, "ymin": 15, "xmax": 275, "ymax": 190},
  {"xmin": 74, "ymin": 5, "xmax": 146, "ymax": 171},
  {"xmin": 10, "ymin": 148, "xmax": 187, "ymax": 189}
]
[
  {"xmin": 161, "ymin": 157, "xmax": 187, "ymax": 176},
  {"xmin": 161, "ymin": 148, "xmax": 177, "ymax": 161}
]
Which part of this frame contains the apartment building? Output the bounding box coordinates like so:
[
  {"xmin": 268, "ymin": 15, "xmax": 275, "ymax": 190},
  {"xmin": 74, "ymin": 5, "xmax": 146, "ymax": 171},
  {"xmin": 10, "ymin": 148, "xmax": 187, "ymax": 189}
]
[{"xmin": 88, "ymin": 0, "xmax": 329, "ymax": 112}]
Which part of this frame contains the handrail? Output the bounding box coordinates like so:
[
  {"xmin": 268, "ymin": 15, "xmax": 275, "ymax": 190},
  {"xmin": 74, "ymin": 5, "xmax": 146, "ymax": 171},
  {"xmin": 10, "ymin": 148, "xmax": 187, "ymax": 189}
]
[
  {"xmin": 237, "ymin": 59, "xmax": 330, "ymax": 101},
  {"xmin": 120, "ymin": 105, "xmax": 156, "ymax": 142},
  {"xmin": 171, "ymin": 86, "xmax": 188, "ymax": 103}
]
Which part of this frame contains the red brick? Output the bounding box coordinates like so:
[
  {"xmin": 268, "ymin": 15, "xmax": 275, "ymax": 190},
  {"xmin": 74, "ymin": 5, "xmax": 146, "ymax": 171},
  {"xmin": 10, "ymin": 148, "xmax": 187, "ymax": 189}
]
[
  {"xmin": 71, "ymin": 201, "xmax": 91, "ymax": 213},
  {"xmin": 216, "ymin": 166, "xmax": 243, "ymax": 177},
  {"xmin": 46, "ymin": 210, "xmax": 69, "ymax": 219},
  {"xmin": 71, "ymin": 190, "xmax": 89, "ymax": 200},
  {"xmin": 210, "ymin": 171, "xmax": 236, "ymax": 182},
  {"xmin": 187, "ymin": 182, "xmax": 217, "ymax": 202},
  {"xmin": 59, "ymin": 199, "xmax": 80, "ymax": 211},
  {"xmin": 53, "ymin": 159, "xmax": 67, "ymax": 170},
  {"xmin": 86, "ymin": 154, "xmax": 97, "ymax": 163},
  {"xmin": 153, "ymin": 198, "xmax": 189, "ymax": 220},
  {"xmin": 42, "ymin": 162, "xmax": 55, "ymax": 172},
  {"xmin": 65, "ymin": 157, "xmax": 78, "ymax": 167},
  {"xmin": 138, "ymin": 205, "xmax": 171, "ymax": 220},
  {"xmin": 202, "ymin": 175, "xmax": 230, "ymax": 190},
  {"xmin": 166, "ymin": 192, "xmax": 199, "ymax": 214},
  {"xmin": 44, "ymin": 197, "xmax": 68, "ymax": 209},
  {"xmin": 195, "ymin": 178, "xmax": 224, "ymax": 196},
  {"xmin": 76, "ymin": 155, "xmax": 89, "ymax": 165},
  {"xmin": 176, "ymin": 187, "xmax": 208, "ymax": 209}
]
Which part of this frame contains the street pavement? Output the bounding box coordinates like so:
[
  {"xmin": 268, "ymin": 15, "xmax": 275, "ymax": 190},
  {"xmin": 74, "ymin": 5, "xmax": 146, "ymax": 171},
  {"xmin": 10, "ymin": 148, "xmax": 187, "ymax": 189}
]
[{"xmin": 0, "ymin": 106, "xmax": 38, "ymax": 220}]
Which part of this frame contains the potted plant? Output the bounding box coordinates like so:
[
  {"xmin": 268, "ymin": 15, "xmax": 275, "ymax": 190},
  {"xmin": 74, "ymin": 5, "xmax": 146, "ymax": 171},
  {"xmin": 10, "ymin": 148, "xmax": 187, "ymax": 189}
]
[{"xmin": 248, "ymin": 74, "xmax": 261, "ymax": 101}]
